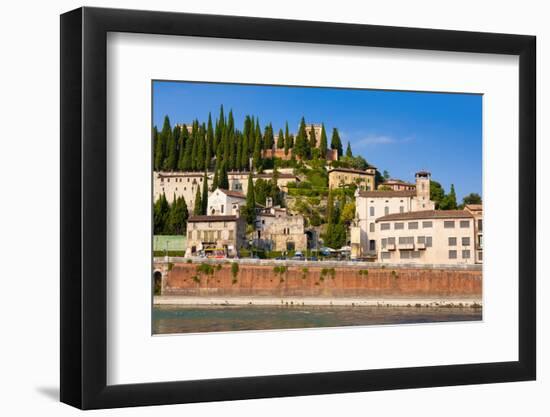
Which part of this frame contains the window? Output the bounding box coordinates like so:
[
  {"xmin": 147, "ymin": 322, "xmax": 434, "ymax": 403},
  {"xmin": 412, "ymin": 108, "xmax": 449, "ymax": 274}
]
[
  {"xmin": 444, "ymin": 221, "xmax": 455, "ymax": 228},
  {"xmin": 369, "ymin": 223, "xmax": 375, "ymax": 232},
  {"xmin": 462, "ymin": 237, "xmax": 471, "ymax": 246},
  {"xmin": 400, "ymin": 251, "xmax": 411, "ymax": 259},
  {"xmin": 381, "ymin": 223, "xmax": 390, "ymax": 231},
  {"xmin": 478, "ymin": 251, "xmax": 483, "ymax": 261},
  {"xmin": 388, "ymin": 237, "xmax": 396, "ymax": 245},
  {"xmin": 426, "ymin": 236, "xmax": 433, "ymax": 247},
  {"xmin": 411, "ymin": 251, "xmax": 421, "ymax": 259},
  {"xmin": 384, "ymin": 206, "xmax": 389, "ymax": 215},
  {"xmin": 381, "ymin": 238, "xmax": 387, "ymax": 249},
  {"xmin": 448, "ymin": 237, "xmax": 457, "ymax": 246},
  {"xmin": 217, "ymin": 231, "xmax": 221, "ymax": 239},
  {"xmin": 381, "ymin": 252, "xmax": 391, "ymax": 259},
  {"xmin": 448, "ymin": 250, "xmax": 457, "ymax": 259},
  {"xmin": 395, "ymin": 222, "xmax": 404, "ymax": 230},
  {"xmin": 228, "ymin": 230, "xmax": 234, "ymax": 240},
  {"xmin": 462, "ymin": 250, "xmax": 471, "ymax": 259},
  {"xmin": 221, "ymin": 204, "xmax": 224, "ymax": 214},
  {"xmin": 478, "ymin": 219, "xmax": 483, "ymax": 231},
  {"xmin": 369, "ymin": 240, "xmax": 376, "ymax": 251},
  {"xmin": 422, "ymin": 221, "xmax": 433, "ymax": 228},
  {"xmin": 460, "ymin": 220, "xmax": 470, "ymax": 228},
  {"xmin": 369, "ymin": 207, "xmax": 375, "ymax": 216},
  {"xmin": 417, "ymin": 236, "xmax": 425, "ymax": 244},
  {"xmin": 408, "ymin": 222, "xmax": 418, "ymax": 229},
  {"xmin": 398, "ymin": 236, "xmax": 414, "ymax": 244},
  {"xmin": 399, "ymin": 206, "xmax": 404, "ymax": 213}
]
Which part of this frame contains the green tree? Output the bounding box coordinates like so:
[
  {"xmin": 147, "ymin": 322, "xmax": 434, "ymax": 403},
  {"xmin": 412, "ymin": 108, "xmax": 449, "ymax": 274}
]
[
  {"xmin": 430, "ymin": 180, "xmax": 446, "ymax": 209},
  {"xmin": 383, "ymin": 170, "xmax": 390, "ymax": 180},
  {"xmin": 166, "ymin": 196, "xmax": 189, "ymax": 235},
  {"xmin": 219, "ymin": 162, "xmax": 229, "ymax": 189},
  {"xmin": 442, "ymin": 184, "xmax": 458, "ymax": 210},
  {"xmin": 153, "ymin": 126, "xmax": 164, "ymax": 171},
  {"xmin": 201, "ymin": 172, "xmax": 209, "ymax": 215},
  {"xmin": 153, "ymin": 192, "xmax": 170, "ymax": 234},
  {"xmin": 309, "ymin": 124, "xmax": 317, "ymax": 149},
  {"xmin": 193, "ymin": 187, "xmax": 202, "ymax": 215},
  {"xmin": 211, "ymin": 163, "xmax": 219, "ymax": 191},
  {"xmin": 293, "ymin": 117, "xmax": 310, "ymax": 159},
  {"xmin": 319, "ymin": 124, "xmax": 328, "ymax": 158},
  {"xmin": 241, "ymin": 133, "xmax": 249, "ymax": 171},
  {"xmin": 330, "ymin": 128, "xmax": 343, "ymax": 159},
  {"xmin": 462, "ymin": 193, "xmax": 482, "ymax": 206},
  {"xmin": 252, "ymin": 130, "xmax": 262, "ymax": 171},
  {"xmin": 345, "ymin": 141, "xmax": 353, "ymax": 158},
  {"xmin": 177, "ymin": 125, "xmax": 189, "ymax": 170},
  {"xmin": 244, "ymin": 172, "xmax": 256, "ymax": 224},
  {"xmin": 277, "ymin": 128, "xmax": 284, "ymax": 149},
  {"xmin": 284, "ymin": 122, "xmax": 291, "ymax": 155}
]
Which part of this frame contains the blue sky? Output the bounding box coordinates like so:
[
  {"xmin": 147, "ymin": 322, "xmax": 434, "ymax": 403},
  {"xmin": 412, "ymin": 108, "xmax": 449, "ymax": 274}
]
[{"xmin": 153, "ymin": 81, "xmax": 482, "ymax": 201}]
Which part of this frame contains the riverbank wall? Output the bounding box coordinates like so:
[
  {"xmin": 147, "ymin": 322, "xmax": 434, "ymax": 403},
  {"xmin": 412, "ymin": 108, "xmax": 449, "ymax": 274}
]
[{"xmin": 156, "ymin": 260, "xmax": 482, "ymax": 300}]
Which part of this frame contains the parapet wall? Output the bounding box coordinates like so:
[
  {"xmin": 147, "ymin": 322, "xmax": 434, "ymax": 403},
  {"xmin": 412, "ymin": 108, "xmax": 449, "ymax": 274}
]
[{"xmin": 160, "ymin": 262, "xmax": 482, "ymax": 299}]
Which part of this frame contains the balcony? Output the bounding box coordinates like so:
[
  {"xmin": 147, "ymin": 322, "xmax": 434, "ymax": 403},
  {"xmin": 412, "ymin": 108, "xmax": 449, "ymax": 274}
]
[
  {"xmin": 416, "ymin": 243, "xmax": 426, "ymax": 250},
  {"xmin": 386, "ymin": 243, "xmax": 396, "ymax": 251},
  {"xmin": 397, "ymin": 243, "xmax": 414, "ymax": 250}
]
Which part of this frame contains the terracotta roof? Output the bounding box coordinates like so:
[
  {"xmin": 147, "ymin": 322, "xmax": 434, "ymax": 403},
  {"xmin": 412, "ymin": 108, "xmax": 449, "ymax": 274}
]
[
  {"xmin": 465, "ymin": 204, "xmax": 483, "ymax": 211},
  {"xmin": 376, "ymin": 210, "xmax": 473, "ymax": 222},
  {"xmin": 382, "ymin": 179, "xmax": 415, "ymax": 186},
  {"xmin": 329, "ymin": 167, "xmax": 375, "ymax": 175},
  {"xmin": 219, "ymin": 189, "xmax": 246, "ymax": 199},
  {"xmin": 358, "ymin": 190, "xmax": 417, "ymax": 198},
  {"xmin": 188, "ymin": 215, "xmax": 239, "ymax": 223}
]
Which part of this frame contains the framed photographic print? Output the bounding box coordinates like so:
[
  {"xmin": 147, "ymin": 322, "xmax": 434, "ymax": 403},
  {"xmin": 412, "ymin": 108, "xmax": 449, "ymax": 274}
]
[{"xmin": 60, "ymin": 6, "xmax": 536, "ymax": 409}]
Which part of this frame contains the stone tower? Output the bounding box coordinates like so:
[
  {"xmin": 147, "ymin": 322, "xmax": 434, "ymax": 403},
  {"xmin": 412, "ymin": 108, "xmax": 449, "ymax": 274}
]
[{"xmin": 415, "ymin": 171, "xmax": 431, "ymax": 201}]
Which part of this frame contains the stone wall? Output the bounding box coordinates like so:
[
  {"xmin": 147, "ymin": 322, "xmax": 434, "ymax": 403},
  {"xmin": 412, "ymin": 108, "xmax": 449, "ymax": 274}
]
[{"xmin": 160, "ymin": 262, "xmax": 481, "ymax": 299}]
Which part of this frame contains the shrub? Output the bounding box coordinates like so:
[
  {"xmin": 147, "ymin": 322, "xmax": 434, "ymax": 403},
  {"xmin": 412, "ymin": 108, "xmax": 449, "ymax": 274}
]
[
  {"xmin": 192, "ymin": 275, "xmax": 200, "ymax": 283},
  {"xmin": 167, "ymin": 262, "xmax": 174, "ymax": 271},
  {"xmin": 301, "ymin": 267, "xmax": 309, "ymax": 279},
  {"xmin": 186, "ymin": 259, "xmax": 193, "ymax": 264},
  {"xmin": 197, "ymin": 263, "xmax": 214, "ymax": 275},
  {"xmin": 231, "ymin": 262, "xmax": 239, "ymax": 279},
  {"xmin": 321, "ymin": 268, "xmax": 336, "ymax": 279},
  {"xmin": 153, "ymin": 250, "xmax": 186, "ymax": 257}
]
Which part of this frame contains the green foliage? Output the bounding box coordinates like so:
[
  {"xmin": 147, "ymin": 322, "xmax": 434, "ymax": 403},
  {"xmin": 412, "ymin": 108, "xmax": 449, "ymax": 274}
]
[
  {"xmin": 231, "ymin": 262, "xmax": 239, "ymax": 278},
  {"xmin": 430, "ymin": 180, "xmax": 446, "ymax": 208},
  {"xmin": 462, "ymin": 193, "xmax": 482, "ymax": 206},
  {"xmin": 321, "ymin": 268, "xmax": 336, "ymax": 279},
  {"xmin": 153, "ymin": 250, "xmax": 186, "ymax": 257},
  {"xmin": 244, "ymin": 172, "xmax": 256, "ymax": 224},
  {"xmin": 153, "ymin": 193, "xmax": 170, "ymax": 234},
  {"xmin": 273, "ymin": 266, "xmax": 288, "ymax": 274},
  {"xmin": 201, "ymin": 172, "xmax": 208, "ymax": 215},
  {"xmin": 197, "ymin": 263, "xmax": 215, "ymax": 275},
  {"xmin": 193, "ymin": 187, "xmax": 202, "ymax": 215},
  {"xmin": 192, "ymin": 275, "xmax": 201, "ymax": 283},
  {"xmin": 358, "ymin": 269, "xmax": 369, "ymax": 276},
  {"xmin": 330, "ymin": 128, "xmax": 343, "ymax": 159},
  {"xmin": 345, "ymin": 141, "xmax": 353, "ymax": 157}
]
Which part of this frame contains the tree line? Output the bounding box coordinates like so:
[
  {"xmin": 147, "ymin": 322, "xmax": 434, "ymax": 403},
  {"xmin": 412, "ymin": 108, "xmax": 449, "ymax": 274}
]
[{"xmin": 153, "ymin": 107, "xmax": 344, "ymax": 178}]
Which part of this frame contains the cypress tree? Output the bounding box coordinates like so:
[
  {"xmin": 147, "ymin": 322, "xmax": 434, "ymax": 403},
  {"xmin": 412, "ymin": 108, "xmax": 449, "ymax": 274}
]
[
  {"xmin": 219, "ymin": 162, "xmax": 229, "ymax": 189},
  {"xmin": 253, "ymin": 130, "xmax": 262, "ymax": 171},
  {"xmin": 228, "ymin": 131, "xmax": 235, "ymax": 171},
  {"xmin": 271, "ymin": 167, "xmax": 281, "ymax": 206},
  {"xmin": 244, "ymin": 172, "xmax": 256, "ymax": 225},
  {"xmin": 345, "ymin": 141, "xmax": 353, "ymax": 158},
  {"xmin": 277, "ymin": 128, "xmax": 284, "ymax": 149},
  {"xmin": 284, "ymin": 122, "xmax": 290, "ymax": 155},
  {"xmin": 319, "ymin": 124, "xmax": 328, "ymax": 158},
  {"xmin": 241, "ymin": 133, "xmax": 249, "ymax": 171},
  {"xmin": 331, "ymin": 128, "xmax": 343, "ymax": 159},
  {"xmin": 201, "ymin": 172, "xmax": 209, "ymax": 215},
  {"xmin": 191, "ymin": 121, "xmax": 199, "ymax": 170},
  {"xmin": 182, "ymin": 131, "xmax": 193, "ymax": 171},
  {"xmin": 196, "ymin": 127, "xmax": 205, "ymax": 172},
  {"xmin": 264, "ymin": 124, "xmax": 274, "ymax": 150},
  {"xmin": 235, "ymin": 132, "xmax": 243, "ymax": 171},
  {"xmin": 153, "ymin": 192, "xmax": 170, "ymax": 234},
  {"xmin": 193, "ymin": 186, "xmax": 202, "ymax": 215},
  {"xmin": 177, "ymin": 125, "xmax": 189, "ymax": 170},
  {"xmin": 294, "ymin": 117, "xmax": 310, "ymax": 159},
  {"xmin": 153, "ymin": 126, "xmax": 164, "ymax": 171},
  {"xmin": 309, "ymin": 124, "xmax": 317, "ymax": 149},
  {"xmin": 211, "ymin": 163, "xmax": 219, "ymax": 191},
  {"xmin": 227, "ymin": 109, "xmax": 234, "ymax": 135}
]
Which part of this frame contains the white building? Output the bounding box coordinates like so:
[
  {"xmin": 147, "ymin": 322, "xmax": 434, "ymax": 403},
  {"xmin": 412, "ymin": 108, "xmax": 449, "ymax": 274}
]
[
  {"xmin": 351, "ymin": 171, "xmax": 435, "ymax": 258},
  {"xmin": 207, "ymin": 188, "xmax": 246, "ymax": 216}
]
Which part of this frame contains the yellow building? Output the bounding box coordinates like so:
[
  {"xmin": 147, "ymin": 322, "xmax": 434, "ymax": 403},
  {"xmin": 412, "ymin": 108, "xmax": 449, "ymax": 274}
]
[{"xmin": 328, "ymin": 167, "xmax": 376, "ymax": 190}]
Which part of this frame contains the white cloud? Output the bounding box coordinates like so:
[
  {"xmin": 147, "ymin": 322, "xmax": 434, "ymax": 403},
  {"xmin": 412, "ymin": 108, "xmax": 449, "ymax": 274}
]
[{"xmin": 356, "ymin": 134, "xmax": 414, "ymax": 146}]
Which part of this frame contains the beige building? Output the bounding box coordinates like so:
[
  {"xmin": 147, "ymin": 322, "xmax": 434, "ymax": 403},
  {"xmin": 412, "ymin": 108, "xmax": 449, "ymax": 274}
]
[
  {"xmin": 374, "ymin": 210, "xmax": 476, "ymax": 265},
  {"xmin": 186, "ymin": 215, "xmax": 246, "ymax": 257},
  {"xmin": 378, "ymin": 178, "xmax": 416, "ymax": 191},
  {"xmin": 350, "ymin": 171, "xmax": 435, "ymax": 258},
  {"xmin": 254, "ymin": 204, "xmax": 308, "ymax": 252},
  {"xmin": 328, "ymin": 167, "xmax": 377, "ymax": 190},
  {"xmin": 153, "ymin": 170, "xmax": 299, "ymax": 207},
  {"xmin": 153, "ymin": 171, "xmax": 212, "ymax": 208},
  {"xmin": 465, "ymin": 204, "xmax": 483, "ymax": 264}
]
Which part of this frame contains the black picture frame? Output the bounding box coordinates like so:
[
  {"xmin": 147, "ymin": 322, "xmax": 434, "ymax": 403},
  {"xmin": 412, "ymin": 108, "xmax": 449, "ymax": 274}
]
[{"xmin": 60, "ymin": 6, "xmax": 536, "ymax": 410}]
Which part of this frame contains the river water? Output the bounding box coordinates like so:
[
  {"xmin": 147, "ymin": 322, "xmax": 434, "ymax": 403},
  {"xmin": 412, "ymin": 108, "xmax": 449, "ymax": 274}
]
[{"xmin": 153, "ymin": 305, "xmax": 482, "ymax": 334}]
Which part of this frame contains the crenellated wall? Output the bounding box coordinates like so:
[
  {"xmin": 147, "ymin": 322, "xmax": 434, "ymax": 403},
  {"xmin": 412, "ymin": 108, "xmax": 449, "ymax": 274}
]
[{"xmin": 159, "ymin": 262, "xmax": 482, "ymax": 299}]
